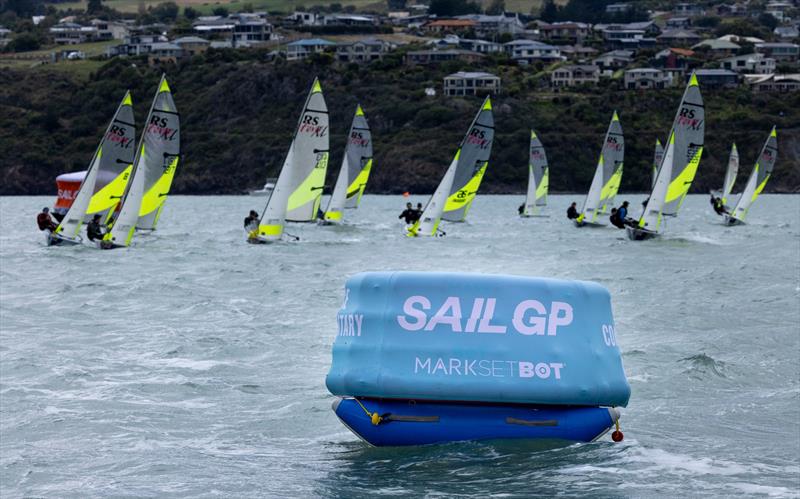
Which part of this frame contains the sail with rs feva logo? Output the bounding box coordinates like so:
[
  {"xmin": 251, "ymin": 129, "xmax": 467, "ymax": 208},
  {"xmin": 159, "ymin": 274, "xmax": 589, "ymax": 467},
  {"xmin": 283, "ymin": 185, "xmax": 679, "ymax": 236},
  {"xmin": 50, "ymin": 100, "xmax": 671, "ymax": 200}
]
[
  {"xmin": 251, "ymin": 78, "xmax": 329, "ymax": 243},
  {"xmin": 440, "ymin": 95, "xmax": 494, "ymax": 222},
  {"xmin": 724, "ymin": 127, "xmax": 777, "ymax": 226},
  {"xmin": 322, "ymin": 104, "xmax": 372, "ymax": 223},
  {"xmin": 136, "ymin": 74, "xmax": 181, "ymax": 231},
  {"xmin": 627, "ymin": 73, "xmax": 704, "ymax": 241},
  {"xmin": 47, "ymin": 91, "xmax": 136, "ymax": 246},
  {"xmin": 101, "ymin": 75, "xmax": 179, "ymax": 248},
  {"xmin": 574, "ymin": 111, "xmax": 624, "ymax": 227},
  {"xmin": 520, "ymin": 130, "xmax": 549, "ymax": 217},
  {"xmin": 408, "ymin": 96, "xmax": 494, "ymax": 237}
]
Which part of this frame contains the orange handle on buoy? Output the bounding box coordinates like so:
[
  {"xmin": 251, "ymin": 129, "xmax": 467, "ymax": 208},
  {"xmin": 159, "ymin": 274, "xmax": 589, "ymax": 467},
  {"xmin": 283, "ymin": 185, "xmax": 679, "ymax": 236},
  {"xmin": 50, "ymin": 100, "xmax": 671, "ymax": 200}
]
[{"xmin": 611, "ymin": 419, "xmax": 624, "ymax": 442}]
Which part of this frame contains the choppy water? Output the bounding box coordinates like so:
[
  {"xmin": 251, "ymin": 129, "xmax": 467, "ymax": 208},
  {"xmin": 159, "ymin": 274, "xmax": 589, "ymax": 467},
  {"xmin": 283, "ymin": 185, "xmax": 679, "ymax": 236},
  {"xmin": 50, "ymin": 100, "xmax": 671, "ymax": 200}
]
[{"xmin": 1, "ymin": 194, "xmax": 799, "ymax": 498}]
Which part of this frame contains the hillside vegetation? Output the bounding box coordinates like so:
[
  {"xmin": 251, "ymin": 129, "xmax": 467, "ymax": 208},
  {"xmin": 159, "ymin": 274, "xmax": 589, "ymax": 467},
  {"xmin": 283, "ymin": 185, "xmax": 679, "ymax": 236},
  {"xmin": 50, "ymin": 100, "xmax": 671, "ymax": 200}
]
[{"xmin": 1, "ymin": 52, "xmax": 798, "ymax": 196}]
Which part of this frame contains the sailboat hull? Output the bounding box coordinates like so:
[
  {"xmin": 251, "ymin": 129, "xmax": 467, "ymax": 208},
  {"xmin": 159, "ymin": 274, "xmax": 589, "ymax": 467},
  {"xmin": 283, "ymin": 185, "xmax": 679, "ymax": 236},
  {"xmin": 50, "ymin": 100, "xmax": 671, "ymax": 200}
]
[
  {"xmin": 574, "ymin": 220, "xmax": 606, "ymax": 228},
  {"xmin": 521, "ymin": 214, "xmax": 549, "ymax": 218},
  {"xmin": 45, "ymin": 232, "xmax": 82, "ymax": 246},
  {"xmin": 626, "ymin": 226, "xmax": 659, "ymax": 241},
  {"xmin": 723, "ymin": 215, "xmax": 744, "ymax": 226},
  {"xmin": 333, "ymin": 398, "xmax": 619, "ymax": 447}
]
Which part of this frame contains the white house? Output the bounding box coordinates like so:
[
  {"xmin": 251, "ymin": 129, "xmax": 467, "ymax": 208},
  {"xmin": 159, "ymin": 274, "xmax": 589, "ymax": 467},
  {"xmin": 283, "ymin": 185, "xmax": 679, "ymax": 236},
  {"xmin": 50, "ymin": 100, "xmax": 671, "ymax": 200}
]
[{"xmin": 444, "ymin": 71, "xmax": 501, "ymax": 96}]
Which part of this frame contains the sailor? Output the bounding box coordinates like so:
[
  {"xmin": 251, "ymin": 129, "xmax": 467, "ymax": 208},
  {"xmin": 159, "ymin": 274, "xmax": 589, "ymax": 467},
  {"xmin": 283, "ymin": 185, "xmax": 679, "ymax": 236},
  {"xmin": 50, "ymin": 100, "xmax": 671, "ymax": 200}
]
[
  {"xmin": 244, "ymin": 210, "xmax": 260, "ymax": 231},
  {"xmin": 566, "ymin": 202, "xmax": 579, "ymax": 220},
  {"xmin": 616, "ymin": 201, "xmax": 634, "ymax": 227},
  {"xmin": 710, "ymin": 195, "xmax": 727, "ymax": 215},
  {"xmin": 399, "ymin": 202, "xmax": 416, "ymax": 224},
  {"xmin": 518, "ymin": 203, "xmax": 525, "ymax": 215},
  {"xmin": 414, "ymin": 203, "xmax": 423, "ymax": 222},
  {"xmin": 36, "ymin": 207, "xmax": 58, "ymax": 232},
  {"xmin": 86, "ymin": 214, "xmax": 105, "ymax": 241}
]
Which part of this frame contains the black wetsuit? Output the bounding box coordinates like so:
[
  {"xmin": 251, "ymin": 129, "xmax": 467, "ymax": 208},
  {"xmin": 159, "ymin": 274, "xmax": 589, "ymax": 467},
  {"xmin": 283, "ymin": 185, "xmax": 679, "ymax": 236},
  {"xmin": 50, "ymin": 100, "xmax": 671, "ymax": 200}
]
[
  {"xmin": 399, "ymin": 209, "xmax": 416, "ymax": 224},
  {"xmin": 712, "ymin": 198, "xmax": 726, "ymax": 215},
  {"xmin": 244, "ymin": 215, "xmax": 259, "ymax": 229},
  {"xmin": 567, "ymin": 206, "xmax": 579, "ymax": 220},
  {"xmin": 87, "ymin": 220, "xmax": 104, "ymax": 241}
]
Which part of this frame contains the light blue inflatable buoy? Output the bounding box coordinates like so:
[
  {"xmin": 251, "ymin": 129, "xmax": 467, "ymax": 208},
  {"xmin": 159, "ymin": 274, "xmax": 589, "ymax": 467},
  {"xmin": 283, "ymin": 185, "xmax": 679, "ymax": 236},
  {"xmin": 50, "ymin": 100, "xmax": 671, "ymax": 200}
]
[{"xmin": 326, "ymin": 272, "xmax": 631, "ymax": 446}]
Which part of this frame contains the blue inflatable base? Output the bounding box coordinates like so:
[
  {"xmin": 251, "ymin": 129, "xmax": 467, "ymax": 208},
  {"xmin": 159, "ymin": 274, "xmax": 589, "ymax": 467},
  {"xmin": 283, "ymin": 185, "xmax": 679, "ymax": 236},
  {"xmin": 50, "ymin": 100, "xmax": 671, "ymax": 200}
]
[{"xmin": 333, "ymin": 398, "xmax": 619, "ymax": 447}]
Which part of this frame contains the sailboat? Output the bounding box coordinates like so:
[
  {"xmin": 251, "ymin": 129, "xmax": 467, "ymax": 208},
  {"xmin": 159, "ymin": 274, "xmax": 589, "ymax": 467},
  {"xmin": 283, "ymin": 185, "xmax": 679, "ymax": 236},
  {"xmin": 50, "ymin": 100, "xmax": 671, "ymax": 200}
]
[
  {"xmin": 250, "ymin": 78, "xmax": 329, "ymax": 243},
  {"xmin": 440, "ymin": 97, "xmax": 494, "ymax": 223},
  {"xmin": 321, "ymin": 104, "xmax": 372, "ymax": 224},
  {"xmin": 101, "ymin": 76, "xmax": 178, "ymax": 249},
  {"xmin": 627, "ymin": 73, "xmax": 704, "ymax": 241},
  {"xmin": 520, "ymin": 130, "xmax": 549, "ymax": 217},
  {"xmin": 711, "ymin": 143, "xmax": 739, "ymax": 211},
  {"xmin": 46, "ymin": 91, "xmax": 136, "ymax": 246},
  {"xmin": 408, "ymin": 96, "xmax": 493, "ymax": 237},
  {"xmin": 136, "ymin": 75, "xmax": 181, "ymax": 231},
  {"xmin": 574, "ymin": 111, "xmax": 624, "ymax": 228},
  {"xmin": 652, "ymin": 138, "xmax": 664, "ymax": 190},
  {"xmin": 724, "ymin": 128, "xmax": 777, "ymax": 226}
]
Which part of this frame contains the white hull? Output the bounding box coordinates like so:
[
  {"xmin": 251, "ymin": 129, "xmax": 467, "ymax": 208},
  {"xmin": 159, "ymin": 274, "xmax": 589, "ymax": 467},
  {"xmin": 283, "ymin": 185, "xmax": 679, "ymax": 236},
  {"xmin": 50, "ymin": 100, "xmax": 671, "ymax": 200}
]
[
  {"xmin": 626, "ymin": 226, "xmax": 660, "ymax": 241},
  {"xmin": 723, "ymin": 214, "xmax": 744, "ymax": 226},
  {"xmin": 574, "ymin": 220, "xmax": 606, "ymax": 228}
]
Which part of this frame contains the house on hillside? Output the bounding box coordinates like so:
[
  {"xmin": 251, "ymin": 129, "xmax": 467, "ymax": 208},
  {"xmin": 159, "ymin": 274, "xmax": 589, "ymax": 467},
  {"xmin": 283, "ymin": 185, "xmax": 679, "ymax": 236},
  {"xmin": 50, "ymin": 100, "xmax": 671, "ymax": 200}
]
[
  {"xmin": 444, "ymin": 71, "xmax": 501, "ymax": 96},
  {"xmin": 692, "ymin": 38, "xmax": 740, "ymax": 58},
  {"xmin": 455, "ymin": 14, "xmax": 525, "ymax": 37},
  {"xmin": 720, "ymin": 53, "xmax": 776, "ymax": 74},
  {"xmin": 673, "ymin": 3, "xmax": 705, "ymax": 17},
  {"xmin": 654, "ymin": 47, "xmax": 698, "ymax": 78},
  {"xmin": 422, "ymin": 19, "xmax": 476, "ymax": 35},
  {"xmin": 504, "ymin": 39, "xmax": 563, "ymax": 65},
  {"xmin": 336, "ymin": 38, "xmax": 395, "ymax": 63},
  {"xmin": 774, "ymin": 26, "xmax": 799, "ymax": 41},
  {"xmin": 50, "ymin": 22, "xmax": 97, "ymax": 44},
  {"xmin": 90, "ymin": 19, "xmax": 129, "ymax": 40},
  {"xmin": 286, "ymin": 38, "xmax": 336, "ymax": 60},
  {"xmin": 560, "ymin": 45, "xmax": 599, "ymax": 61},
  {"xmin": 405, "ymin": 48, "xmax": 484, "ymax": 65},
  {"xmin": 606, "ymin": 3, "xmax": 632, "ymax": 14},
  {"xmin": 537, "ymin": 21, "xmax": 592, "ymax": 44},
  {"xmin": 666, "ymin": 17, "xmax": 691, "ymax": 29},
  {"xmin": 656, "ymin": 29, "xmax": 701, "ymax": 47},
  {"xmin": 755, "ymin": 42, "xmax": 800, "ymax": 62},
  {"xmin": 193, "ymin": 14, "xmax": 274, "ymax": 46},
  {"xmin": 593, "ymin": 49, "xmax": 634, "ymax": 75},
  {"xmin": 623, "ymin": 68, "xmax": 674, "ymax": 89},
  {"xmin": 551, "ymin": 65, "xmax": 600, "ymax": 87},
  {"xmin": 173, "ymin": 36, "xmax": 210, "ymax": 57},
  {"xmin": 148, "ymin": 42, "xmax": 182, "ymax": 64},
  {"xmin": 745, "ymin": 73, "xmax": 800, "ymax": 92},
  {"xmin": 694, "ymin": 69, "xmax": 738, "ymax": 89},
  {"xmin": 107, "ymin": 33, "xmax": 167, "ymax": 57},
  {"xmin": 459, "ymin": 38, "xmax": 503, "ymax": 54},
  {"xmin": 324, "ymin": 14, "xmax": 379, "ymax": 27}
]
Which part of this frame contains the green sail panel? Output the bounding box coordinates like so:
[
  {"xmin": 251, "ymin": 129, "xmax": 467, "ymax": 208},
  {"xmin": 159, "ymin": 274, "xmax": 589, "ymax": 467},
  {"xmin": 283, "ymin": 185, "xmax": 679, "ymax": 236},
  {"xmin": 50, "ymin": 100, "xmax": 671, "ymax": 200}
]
[
  {"xmin": 324, "ymin": 104, "xmax": 372, "ymax": 222},
  {"xmin": 522, "ymin": 130, "xmax": 549, "ymax": 216},
  {"xmin": 651, "ymin": 138, "xmax": 663, "ymax": 191},
  {"xmin": 577, "ymin": 111, "xmax": 623, "ymax": 224}
]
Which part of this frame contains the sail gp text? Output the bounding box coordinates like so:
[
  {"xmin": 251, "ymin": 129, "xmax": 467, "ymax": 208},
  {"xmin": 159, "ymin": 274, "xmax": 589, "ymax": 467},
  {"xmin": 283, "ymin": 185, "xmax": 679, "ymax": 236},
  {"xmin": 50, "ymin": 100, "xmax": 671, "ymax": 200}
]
[{"xmin": 414, "ymin": 357, "xmax": 563, "ymax": 379}]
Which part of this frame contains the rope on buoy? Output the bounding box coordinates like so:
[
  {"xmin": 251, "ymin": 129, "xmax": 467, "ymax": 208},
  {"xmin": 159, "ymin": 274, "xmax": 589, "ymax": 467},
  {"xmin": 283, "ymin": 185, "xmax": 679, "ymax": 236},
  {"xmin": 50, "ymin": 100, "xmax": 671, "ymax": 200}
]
[
  {"xmin": 611, "ymin": 418, "xmax": 624, "ymax": 442},
  {"xmin": 353, "ymin": 398, "xmax": 382, "ymax": 426}
]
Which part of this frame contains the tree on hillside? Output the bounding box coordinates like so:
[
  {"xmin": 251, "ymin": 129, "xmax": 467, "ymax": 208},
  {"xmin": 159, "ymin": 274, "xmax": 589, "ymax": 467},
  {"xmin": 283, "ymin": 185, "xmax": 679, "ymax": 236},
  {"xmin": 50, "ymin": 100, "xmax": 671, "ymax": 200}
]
[
  {"xmin": 150, "ymin": 1, "xmax": 179, "ymax": 22},
  {"xmin": 757, "ymin": 12, "xmax": 778, "ymax": 30},
  {"xmin": 485, "ymin": 0, "xmax": 504, "ymax": 15},
  {"xmin": 211, "ymin": 6, "xmax": 228, "ymax": 16},
  {"xmin": 387, "ymin": 0, "xmax": 407, "ymax": 9},
  {"xmin": 184, "ymin": 6, "xmax": 199, "ymax": 19},
  {"xmin": 539, "ymin": 0, "xmax": 559, "ymax": 22},
  {"xmin": 86, "ymin": 0, "xmax": 103, "ymax": 15},
  {"xmin": 428, "ymin": 0, "xmax": 481, "ymax": 16}
]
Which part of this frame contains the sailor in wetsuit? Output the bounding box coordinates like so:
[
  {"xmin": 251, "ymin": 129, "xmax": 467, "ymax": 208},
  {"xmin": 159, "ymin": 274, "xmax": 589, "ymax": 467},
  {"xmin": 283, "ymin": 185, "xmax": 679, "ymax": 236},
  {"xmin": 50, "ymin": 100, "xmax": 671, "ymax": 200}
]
[
  {"xmin": 710, "ymin": 195, "xmax": 727, "ymax": 215},
  {"xmin": 566, "ymin": 202, "xmax": 579, "ymax": 220},
  {"xmin": 36, "ymin": 207, "xmax": 58, "ymax": 232},
  {"xmin": 244, "ymin": 210, "xmax": 260, "ymax": 231},
  {"xmin": 399, "ymin": 202, "xmax": 416, "ymax": 224},
  {"xmin": 86, "ymin": 214, "xmax": 106, "ymax": 241}
]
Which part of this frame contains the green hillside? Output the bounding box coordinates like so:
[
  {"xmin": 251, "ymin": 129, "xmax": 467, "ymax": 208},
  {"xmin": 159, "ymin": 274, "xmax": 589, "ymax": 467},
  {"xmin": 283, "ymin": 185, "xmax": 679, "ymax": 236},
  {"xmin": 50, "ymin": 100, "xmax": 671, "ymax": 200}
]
[{"xmin": 1, "ymin": 51, "xmax": 797, "ymax": 196}]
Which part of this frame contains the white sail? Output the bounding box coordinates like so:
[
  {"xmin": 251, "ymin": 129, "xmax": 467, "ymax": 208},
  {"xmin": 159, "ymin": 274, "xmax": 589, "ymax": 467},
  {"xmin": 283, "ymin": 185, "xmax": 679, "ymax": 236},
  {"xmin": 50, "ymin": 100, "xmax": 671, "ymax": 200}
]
[
  {"xmin": 576, "ymin": 111, "xmax": 623, "ymax": 225},
  {"xmin": 253, "ymin": 78, "xmax": 328, "ymax": 242},
  {"xmin": 728, "ymin": 127, "xmax": 777, "ymax": 223},
  {"xmin": 102, "ymin": 78, "xmax": 171, "ymax": 248},
  {"xmin": 52, "ymin": 92, "xmax": 135, "ymax": 243},
  {"xmin": 136, "ymin": 75, "xmax": 181, "ymax": 230},
  {"xmin": 720, "ymin": 143, "xmax": 739, "ymax": 206},
  {"xmin": 652, "ymin": 138, "xmax": 664, "ymax": 190},
  {"xmin": 323, "ymin": 104, "xmax": 372, "ymax": 222},
  {"xmin": 408, "ymin": 154, "xmax": 459, "ymax": 237},
  {"xmin": 522, "ymin": 130, "xmax": 548, "ymax": 217},
  {"xmin": 637, "ymin": 131, "xmax": 676, "ymax": 233}
]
